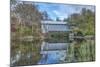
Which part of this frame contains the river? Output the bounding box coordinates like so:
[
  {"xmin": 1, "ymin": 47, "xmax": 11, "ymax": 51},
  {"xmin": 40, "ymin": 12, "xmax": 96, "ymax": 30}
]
[
  {"xmin": 11, "ymin": 39, "xmax": 95, "ymax": 66},
  {"xmin": 11, "ymin": 41, "xmax": 70, "ymax": 66}
]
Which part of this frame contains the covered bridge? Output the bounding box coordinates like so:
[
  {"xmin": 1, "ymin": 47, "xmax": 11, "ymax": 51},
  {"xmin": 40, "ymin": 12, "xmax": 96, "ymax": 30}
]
[{"xmin": 41, "ymin": 21, "xmax": 71, "ymax": 33}]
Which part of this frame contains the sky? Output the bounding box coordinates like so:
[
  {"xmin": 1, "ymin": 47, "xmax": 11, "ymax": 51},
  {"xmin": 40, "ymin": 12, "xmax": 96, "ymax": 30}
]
[
  {"xmin": 34, "ymin": 2, "xmax": 95, "ymax": 21},
  {"xmin": 17, "ymin": 0, "xmax": 95, "ymax": 21}
]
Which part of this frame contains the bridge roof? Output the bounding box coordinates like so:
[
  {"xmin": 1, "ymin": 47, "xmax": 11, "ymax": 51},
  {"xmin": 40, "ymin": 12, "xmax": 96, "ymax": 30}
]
[{"xmin": 41, "ymin": 20, "xmax": 67, "ymax": 25}]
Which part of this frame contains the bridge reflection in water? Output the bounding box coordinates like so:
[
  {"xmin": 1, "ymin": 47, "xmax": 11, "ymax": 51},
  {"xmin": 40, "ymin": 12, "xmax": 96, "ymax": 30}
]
[{"xmin": 38, "ymin": 42, "xmax": 69, "ymax": 64}]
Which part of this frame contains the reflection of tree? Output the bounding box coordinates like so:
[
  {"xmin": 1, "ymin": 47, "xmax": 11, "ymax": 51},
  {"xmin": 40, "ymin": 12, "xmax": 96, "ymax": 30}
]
[{"xmin": 11, "ymin": 41, "xmax": 42, "ymax": 66}]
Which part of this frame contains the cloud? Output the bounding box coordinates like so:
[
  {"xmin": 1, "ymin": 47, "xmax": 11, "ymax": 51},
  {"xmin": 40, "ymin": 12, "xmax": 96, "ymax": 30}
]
[
  {"xmin": 35, "ymin": 2, "xmax": 95, "ymax": 20},
  {"xmin": 53, "ymin": 10, "xmax": 60, "ymax": 16},
  {"xmin": 53, "ymin": 10, "xmax": 68, "ymax": 20}
]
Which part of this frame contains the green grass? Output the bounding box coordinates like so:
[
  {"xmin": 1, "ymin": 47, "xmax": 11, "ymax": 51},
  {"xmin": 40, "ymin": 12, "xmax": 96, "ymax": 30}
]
[{"xmin": 66, "ymin": 39, "xmax": 95, "ymax": 62}]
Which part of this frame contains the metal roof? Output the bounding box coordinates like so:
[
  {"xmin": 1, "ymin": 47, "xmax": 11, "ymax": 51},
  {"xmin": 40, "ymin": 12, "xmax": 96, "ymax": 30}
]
[{"xmin": 41, "ymin": 20, "xmax": 67, "ymax": 24}]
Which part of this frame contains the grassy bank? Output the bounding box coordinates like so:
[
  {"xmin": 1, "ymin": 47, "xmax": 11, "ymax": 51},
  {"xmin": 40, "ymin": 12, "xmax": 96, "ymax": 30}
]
[{"xmin": 66, "ymin": 39, "xmax": 95, "ymax": 62}]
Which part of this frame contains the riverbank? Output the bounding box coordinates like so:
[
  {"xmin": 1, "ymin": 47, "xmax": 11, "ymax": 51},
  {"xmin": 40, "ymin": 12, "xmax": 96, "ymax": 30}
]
[{"xmin": 66, "ymin": 39, "xmax": 95, "ymax": 62}]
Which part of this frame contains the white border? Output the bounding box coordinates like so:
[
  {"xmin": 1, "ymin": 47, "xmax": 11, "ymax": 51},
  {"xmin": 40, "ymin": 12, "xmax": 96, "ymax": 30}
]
[
  {"xmin": 0, "ymin": 0, "xmax": 98, "ymax": 67},
  {"xmin": 0, "ymin": 0, "xmax": 10, "ymax": 67},
  {"xmin": 21, "ymin": 0, "xmax": 96, "ymax": 5}
]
